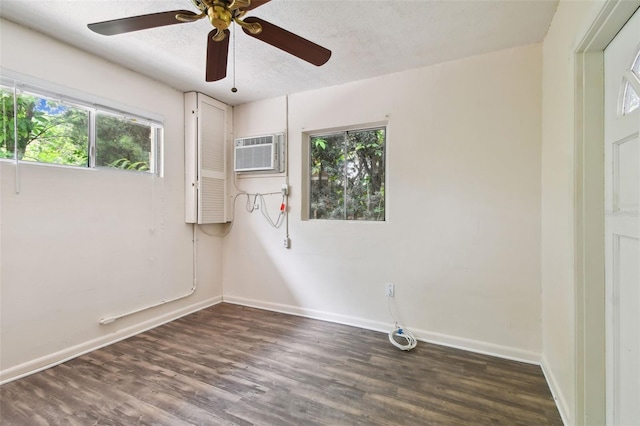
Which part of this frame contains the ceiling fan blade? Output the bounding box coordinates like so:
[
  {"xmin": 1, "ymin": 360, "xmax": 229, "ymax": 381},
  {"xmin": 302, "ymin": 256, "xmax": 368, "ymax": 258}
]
[
  {"xmin": 88, "ymin": 10, "xmax": 198, "ymax": 36},
  {"xmin": 242, "ymin": 0, "xmax": 271, "ymax": 11},
  {"xmin": 242, "ymin": 17, "xmax": 331, "ymax": 66},
  {"xmin": 206, "ymin": 30, "xmax": 230, "ymax": 82}
]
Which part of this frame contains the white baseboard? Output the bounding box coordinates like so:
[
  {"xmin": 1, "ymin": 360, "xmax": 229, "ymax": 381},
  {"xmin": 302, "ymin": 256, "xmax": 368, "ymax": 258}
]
[
  {"xmin": 222, "ymin": 295, "xmax": 541, "ymax": 364},
  {"xmin": 541, "ymin": 355, "xmax": 570, "ymax": 426},
  {"xmin": 223, "ymin": 295, "xmax": 393, "ymax": 333},
  {"xmin": 0, "ymin": 296, "xmax": 222, "ymax": 385}
]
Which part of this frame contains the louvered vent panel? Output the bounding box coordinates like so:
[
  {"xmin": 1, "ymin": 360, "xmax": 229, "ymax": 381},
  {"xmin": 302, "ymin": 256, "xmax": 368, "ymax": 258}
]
[
  {"xmin": 185, "ymin": 92, "xmax": 227, "ymax": 224},
  {"xmin": 200, "ymin": 177, "xmax": 225, "ymax": 223},
  {"xmin": 201, "ymin": 103, "xmax": 225, "ymax": 173}
]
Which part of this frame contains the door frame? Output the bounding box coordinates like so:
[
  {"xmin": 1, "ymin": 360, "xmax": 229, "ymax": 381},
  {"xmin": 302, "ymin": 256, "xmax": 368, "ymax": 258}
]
[{"xmin": 575, "ymin": 1, "xmax": 640, "ymax": 424}]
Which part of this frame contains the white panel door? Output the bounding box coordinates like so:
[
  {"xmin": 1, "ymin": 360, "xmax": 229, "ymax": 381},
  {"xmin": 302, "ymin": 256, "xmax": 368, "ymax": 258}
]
[{"xmin": 604, "ymin": 8, "xmax": 640, "ymax": 426}]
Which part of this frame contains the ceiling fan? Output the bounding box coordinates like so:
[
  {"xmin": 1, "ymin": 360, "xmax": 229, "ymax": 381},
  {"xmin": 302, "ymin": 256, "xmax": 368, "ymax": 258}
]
[{"xmin": 87, "ymin": 0, "xmax": 331, "ymax": 82}]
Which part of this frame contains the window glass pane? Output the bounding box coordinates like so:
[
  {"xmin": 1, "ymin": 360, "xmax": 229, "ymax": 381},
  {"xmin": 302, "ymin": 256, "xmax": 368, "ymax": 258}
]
[
  {"xmin": 309, "ymin": 128, "xmax": 385, "ymax": 221},
  {"xmin": 96, "ymin": 113, "xmax": 152, "ymax": 172},
  {"xmin": 2, "ymin": 88, "xmax": 88, "ymax": 166},
  {"xmin": 310, "ymin": 133, "xmax": 346, "ymax": 219},
  {"xmin": 1, "ymin": 86, "xmax": 15, "ymax": 160},
  {"xmin": 623, "ymin": 81, "xmax": 640, "ymax": 115},
  {"xmin": 632, "ymin": 51, "xmax": 640, "ymax": 77},
  {"xmin": 346, "ymin": 128, "xmax": 385, "ymax": 220}
]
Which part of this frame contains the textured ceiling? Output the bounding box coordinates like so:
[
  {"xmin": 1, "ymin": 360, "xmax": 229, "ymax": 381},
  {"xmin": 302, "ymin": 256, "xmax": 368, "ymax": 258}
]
[{"xmin": 0, "ymin": 0, "xmax": 558, "ymax": 106}]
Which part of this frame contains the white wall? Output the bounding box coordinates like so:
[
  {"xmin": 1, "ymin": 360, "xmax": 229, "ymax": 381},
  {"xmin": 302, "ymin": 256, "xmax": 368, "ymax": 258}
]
[
  {"xmin": 224, "ymin": 44, "xmax": 543, "ymax": 362},
  {"xmin": 0, "ymin": 19, "xmax": 225, "ymax": 382}
]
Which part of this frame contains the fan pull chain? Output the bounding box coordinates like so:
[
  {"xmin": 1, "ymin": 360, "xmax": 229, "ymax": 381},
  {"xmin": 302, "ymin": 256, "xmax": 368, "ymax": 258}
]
[{"xmin": 231, "ymin": 24, "xmax": 238, "ymax": 93}]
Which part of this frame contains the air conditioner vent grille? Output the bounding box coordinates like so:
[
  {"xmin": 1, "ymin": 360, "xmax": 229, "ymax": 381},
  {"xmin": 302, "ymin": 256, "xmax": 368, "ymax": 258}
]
[
  {"xmin": 234, "ymin": 133, "xmax": 284, "ymax": 173},
  {"xmin": 236, "ymin": 135, "xmax": 273, "ymax": 147},
  {"xmin": 236, "ymin": 145, "xmax": 273, "ymax": 171}
]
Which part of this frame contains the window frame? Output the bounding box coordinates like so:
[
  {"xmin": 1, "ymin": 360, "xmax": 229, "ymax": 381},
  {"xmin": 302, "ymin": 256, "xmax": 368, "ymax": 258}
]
[
  {"xmin": 0, "ymin": 71, "xmax": 163, "ymax": 175},
  {"xmin": 304, "ymin": 124, "xmax": 387, "ymax": 222}
]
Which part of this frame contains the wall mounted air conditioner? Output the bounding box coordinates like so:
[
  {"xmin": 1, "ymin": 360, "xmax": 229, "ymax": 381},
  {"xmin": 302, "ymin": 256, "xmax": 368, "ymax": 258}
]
[{"xmin": 234, "ymin": 133, "xmax": 285, "ymax": 173}]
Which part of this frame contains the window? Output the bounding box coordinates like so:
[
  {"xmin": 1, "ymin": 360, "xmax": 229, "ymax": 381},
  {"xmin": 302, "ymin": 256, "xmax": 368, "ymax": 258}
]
[
  {"xmin": 309, "ymin": 127, "xmax": 386, "ymax": 221},
  {"xmin": 1, "ymin": 79, "xmax": 161, "ymax": 173},
  {"xmin": 622, "ymin": 80, "xmax": 640, "ymax": 114},
  {"xmin": 0, "ymin": 87, "xmax": 89, "ymax": 165},
  {"xmin": 96, "ymin": 112, "xmax": 155, "ymax": 171},
  {"xmin": 621, "ymin": 50, "xmax": 640, "ymax": 115}
]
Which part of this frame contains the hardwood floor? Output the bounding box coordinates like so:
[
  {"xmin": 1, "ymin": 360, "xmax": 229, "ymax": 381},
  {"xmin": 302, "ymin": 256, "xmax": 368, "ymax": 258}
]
[{"xmin": 0, "ymin": 303, "xmax": 563, "ymax": 425}]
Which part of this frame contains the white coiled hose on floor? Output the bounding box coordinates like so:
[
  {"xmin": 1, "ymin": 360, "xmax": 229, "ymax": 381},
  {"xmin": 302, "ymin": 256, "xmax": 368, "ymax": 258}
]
[
  {"xmin": 388, "ymin": 326, "xmax": 417, "ymax": 351},
  {"xmin": 387, "ymin": 296, "xmax": 418, "ymax": 351}
]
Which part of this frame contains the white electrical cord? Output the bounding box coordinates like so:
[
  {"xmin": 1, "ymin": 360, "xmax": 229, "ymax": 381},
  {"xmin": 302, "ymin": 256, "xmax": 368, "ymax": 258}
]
[
  {"xmin": 387, "ymin": 296, "xmax": 417, "ymax": 351},
  {"xmin": 259, "ymin": 193, "xmax": 286, "ymax": 228},
  {"xmin": 243, "ymin": 192, "xmax": 286, "ymax": 228},
  {"xmin": 198, "ymin": 190, "xmax": 286, "ymax": 238},
  {"xmin": 285, "ymin": 96, "xmax": 290, "ymax": 244}
]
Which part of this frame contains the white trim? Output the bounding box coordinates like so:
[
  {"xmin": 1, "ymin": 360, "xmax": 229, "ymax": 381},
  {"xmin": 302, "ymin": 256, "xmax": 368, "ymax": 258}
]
[
  {"xmin": 541, "ymin": 354, "xmax": 570, "ymax": 426},
  {"xmin": 0, "ymin": 296, "xmax": 222, "ymax": 385},
  {"xmin": 0, "ymin": 67, "xmax": 164, "ymax": 124},
  {"xmin": 223, "ymin": 295, "xmax": 541, "ymax": 364},
  {"xmin": 224, "ymin": 295, "xmax": 391, "ymax": 332}
]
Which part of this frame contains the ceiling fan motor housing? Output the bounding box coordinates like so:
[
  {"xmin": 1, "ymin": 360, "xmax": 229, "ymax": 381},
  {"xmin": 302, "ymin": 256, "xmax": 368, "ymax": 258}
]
[{"xmin": 208, "ymin": 4, "xmax": 232, "ymax": 30}]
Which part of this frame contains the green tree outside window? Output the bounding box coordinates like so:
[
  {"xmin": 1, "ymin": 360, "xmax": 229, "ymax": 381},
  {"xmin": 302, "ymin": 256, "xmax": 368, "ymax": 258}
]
[
  {"xmin": 1, "ymin": 88, "xmax": 88, "ymax": 166},
  {"xmin": 1, "ymin": 85, "xmax": 158, "ymax": 172},
  {"xmin": 310, "ymin": 128, "xmax": 385, "ymax": 221}
]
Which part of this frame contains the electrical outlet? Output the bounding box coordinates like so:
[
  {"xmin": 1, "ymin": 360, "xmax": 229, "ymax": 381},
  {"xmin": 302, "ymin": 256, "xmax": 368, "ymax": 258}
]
[
  {"xmin": 281, "ymin": 184, "xmax": 289, "ymax": 196},
  {"xmin": 385, "ymin": 283, "xmax": 395, "ymax": 297},
  {"xmin": 283, "ymin": 237, "xmax": 291, "ymax": 249}
]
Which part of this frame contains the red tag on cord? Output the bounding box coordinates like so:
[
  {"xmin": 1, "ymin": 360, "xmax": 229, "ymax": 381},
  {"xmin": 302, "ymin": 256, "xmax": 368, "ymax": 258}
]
[{"xmin": 280, "ymin": 203, "xmax": 285, "ymax": 211}]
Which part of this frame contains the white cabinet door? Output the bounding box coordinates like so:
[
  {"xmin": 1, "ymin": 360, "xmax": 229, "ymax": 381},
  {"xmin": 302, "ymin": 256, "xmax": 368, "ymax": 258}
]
[{"xmin": 184, "ymin": 92, "xmax": 229, "ymax": 224}]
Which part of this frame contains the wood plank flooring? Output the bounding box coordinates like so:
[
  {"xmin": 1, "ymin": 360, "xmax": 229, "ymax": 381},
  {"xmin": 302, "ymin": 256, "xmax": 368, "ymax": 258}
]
[{"xmin": 0, "ymin": 303, "xmax": 563, "ymax": 425}]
